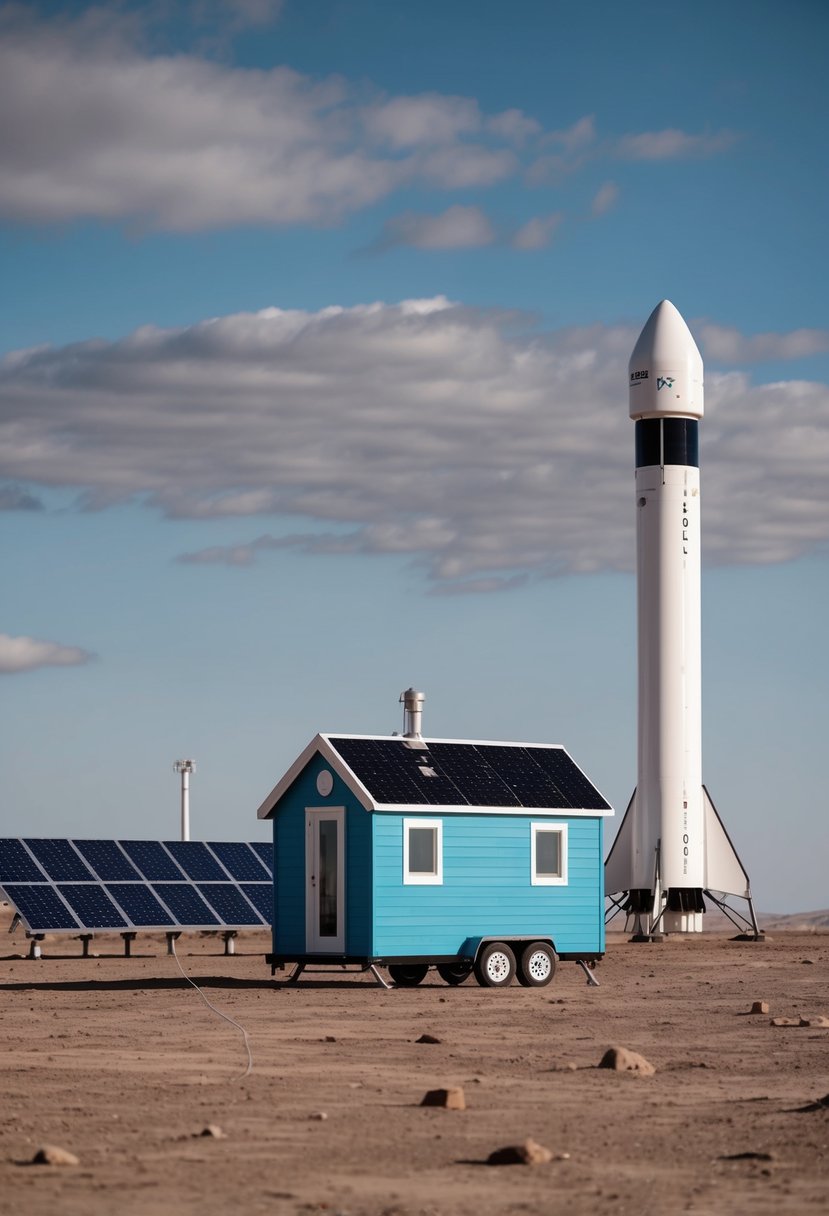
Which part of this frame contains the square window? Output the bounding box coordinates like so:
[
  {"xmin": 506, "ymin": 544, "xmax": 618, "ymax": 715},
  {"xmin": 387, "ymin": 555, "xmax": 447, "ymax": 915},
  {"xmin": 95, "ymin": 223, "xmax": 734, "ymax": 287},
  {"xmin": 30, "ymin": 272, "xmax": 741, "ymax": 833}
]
[
  {"xmin": 403, "ymin": 819, "xmax": 443, "ymax": 885},
  {"xmin": 531, "ymin": 823, "xmax": 568, "ymax": 886}
]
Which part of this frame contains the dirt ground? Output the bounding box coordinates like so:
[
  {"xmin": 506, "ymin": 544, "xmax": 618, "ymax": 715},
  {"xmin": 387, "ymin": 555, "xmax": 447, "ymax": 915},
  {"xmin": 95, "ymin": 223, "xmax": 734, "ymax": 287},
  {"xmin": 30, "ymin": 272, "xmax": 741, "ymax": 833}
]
[{"xmin": 1, "ymin": 910, "xmax": 827, "ymax": 1216}]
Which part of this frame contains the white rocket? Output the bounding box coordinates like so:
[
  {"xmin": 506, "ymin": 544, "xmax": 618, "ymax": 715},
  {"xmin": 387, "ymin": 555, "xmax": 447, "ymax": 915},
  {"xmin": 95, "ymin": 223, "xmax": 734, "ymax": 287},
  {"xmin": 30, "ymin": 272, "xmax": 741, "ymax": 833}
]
[{"xmin": 605, "ymin": 300, "xmax": 758, "ymax": 937}]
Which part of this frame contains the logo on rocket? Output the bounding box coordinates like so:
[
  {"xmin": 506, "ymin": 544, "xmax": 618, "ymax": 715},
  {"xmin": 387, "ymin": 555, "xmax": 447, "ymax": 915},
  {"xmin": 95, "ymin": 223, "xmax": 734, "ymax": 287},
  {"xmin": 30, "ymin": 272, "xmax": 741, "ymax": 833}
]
[{"xmin": 656, "ymin": 376, "xmax": 675, "ymax": 391}]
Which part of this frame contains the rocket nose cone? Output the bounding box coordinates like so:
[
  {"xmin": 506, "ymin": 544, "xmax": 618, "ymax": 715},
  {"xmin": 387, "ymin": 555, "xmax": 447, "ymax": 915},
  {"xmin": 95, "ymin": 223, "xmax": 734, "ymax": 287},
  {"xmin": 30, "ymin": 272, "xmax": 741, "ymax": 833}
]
[
  {"xmin": 629, "ymin": 300, "xmax": 704, "ymax": 421},
  {"xmin": 630, "ymin": 300, "xmax": 691, "ymax": 363}
]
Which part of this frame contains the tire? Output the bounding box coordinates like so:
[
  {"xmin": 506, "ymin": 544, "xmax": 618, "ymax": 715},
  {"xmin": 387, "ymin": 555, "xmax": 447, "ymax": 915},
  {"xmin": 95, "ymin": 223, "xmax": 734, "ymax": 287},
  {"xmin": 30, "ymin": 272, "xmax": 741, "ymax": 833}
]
[
  {"xmin": 517, "ymin": 942, "xmax": 556, "ymax": 987},
  {"xmin": 473, "ymin": 942, "xmax": 516, "ymax": 988},
  {"xmin": 387, "ymin": 963, "xmax": 429, "ymax": 987},
  {"xmin": 436, "ymin": 961, "xmax": 473, "ymax": 986}
]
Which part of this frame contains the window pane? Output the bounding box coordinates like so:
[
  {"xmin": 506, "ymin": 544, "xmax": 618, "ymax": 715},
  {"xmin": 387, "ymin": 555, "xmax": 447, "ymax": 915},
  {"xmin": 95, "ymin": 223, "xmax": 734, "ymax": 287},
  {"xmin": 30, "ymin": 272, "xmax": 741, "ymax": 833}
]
[
  {"xmin": 408, "ymin": 827, "xmax": 436, "ymax": 874},
  {"xmin": 318, "ymin": 819, "xmax": 338, "ymax": 936},
  {"xmin": 536, "ymin": 830, "xmax": 561, "ymax": 877}
]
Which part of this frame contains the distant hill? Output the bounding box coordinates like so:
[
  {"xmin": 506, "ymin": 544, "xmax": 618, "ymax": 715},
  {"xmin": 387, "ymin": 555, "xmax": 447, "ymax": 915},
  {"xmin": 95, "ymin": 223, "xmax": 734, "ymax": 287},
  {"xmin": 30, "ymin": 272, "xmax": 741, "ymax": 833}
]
[
  {"xmin": 758, "ymin": 908, "xmax": 829, "ymax": 931},
  {"xmin": 698, "ymin": 905, "xmax": 829, "ymax": 932},
  {"xmin": 606, "ymin": 902, "xmax": 829, "ymax": 934}
]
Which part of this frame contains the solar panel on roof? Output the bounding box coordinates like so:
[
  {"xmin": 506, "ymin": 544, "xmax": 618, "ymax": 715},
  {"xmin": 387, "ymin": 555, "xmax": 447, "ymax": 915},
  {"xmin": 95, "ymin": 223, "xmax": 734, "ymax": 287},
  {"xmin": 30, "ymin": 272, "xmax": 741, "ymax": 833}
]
[
  {"xmin": 74, "ymin": 839, "xmax": 141, "ymax": 881},
  {"xmin": 529, "ymin": 747, "xmax": 611, "ymax": 810},
  {"xmin": 121, "ymin": 840, "xmax": 185, "ymax": 880},
  {"xmin": 197, "ymin": 883, "xmax": 265, "ymax": 925},
  {"xmin": 58, "ymin": 884, "xmax": 128, "ymax": 929},
  {"xmin": 3, "ymin": 884, "xmax": 79, "ymax": 931},
  {"xmin": 249, "ymin": 841, "xmax": 274, "ymax": 875},
  {"xmin": 331, "ymin": 738, "xmax": 455, "ymax": 805},
  {"xmin": 425, "ymin": 742, "xmax": 522, "ymax": 807},
  {"xmin": 0, "ymin": 839, "xmax": 46, "ymax": 883},
  {"xmin": 207, "ymin": 841, "xmax": 269, "ymax": 881},
  {"xmin": 327, "ymin": 737, "xmax": 610, "ymax": 811},
  {"xmin": 469, "ymin": 745, "xmax": 570, "ymax": 808},
  {"xmin": 105, "ymin": 883, "xmax": 176, "ymax": 927},
  {"xmin": 239, "ymin": 883, "xmax": 272, "ymax": 922},
  {"xmin": 25, "ymin": 838, "xmax": 94, "ymax": 881},
  {"xmin": 164, "ymin": 840, "xmax": 228, "ymax": 882},
  {"xmin": 151, "ymin": 883, "xmax": 219, "ymax": 925}
]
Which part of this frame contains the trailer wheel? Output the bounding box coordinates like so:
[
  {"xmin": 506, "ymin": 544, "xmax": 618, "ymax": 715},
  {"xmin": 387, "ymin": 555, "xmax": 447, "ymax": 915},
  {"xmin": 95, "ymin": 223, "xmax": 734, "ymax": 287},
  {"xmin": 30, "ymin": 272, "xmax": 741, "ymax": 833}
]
[
  {"xmin": 388, "ymin": 964, "xmax": 429, "ymax": 987},
  {"xmin": 473, "ymin": 942, "xmax": 516, "ymax": 987},
  {"xmin": 436, "ymin": 961, "xmax": 473, "ymax": 986},
  {"xmin": 517, "ymin": 942, "xmax": 556, "ymax": 987}
]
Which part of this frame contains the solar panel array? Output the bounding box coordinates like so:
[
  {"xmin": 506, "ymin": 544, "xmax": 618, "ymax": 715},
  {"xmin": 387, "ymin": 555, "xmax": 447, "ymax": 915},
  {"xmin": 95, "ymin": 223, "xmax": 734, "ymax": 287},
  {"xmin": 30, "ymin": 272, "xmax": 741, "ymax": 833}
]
[
  {"xmin": 0, "ymin": 839, "xmax": 273, "ymax": 935},
  {"xmin": 329, "ymin": 738, "xmax": 611, "ymax": 811}
]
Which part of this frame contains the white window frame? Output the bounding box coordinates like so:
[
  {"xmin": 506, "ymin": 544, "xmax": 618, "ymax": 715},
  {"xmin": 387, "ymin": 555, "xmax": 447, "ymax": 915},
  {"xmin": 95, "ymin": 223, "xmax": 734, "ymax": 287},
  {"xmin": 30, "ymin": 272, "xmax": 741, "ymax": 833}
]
[
  {"xmin": 531, "ymin": 822, "xmax": 568, "ymax": 886},
  {"xmin": 403, "ymin": 818, "xmax": 443, "ymax": 885}
]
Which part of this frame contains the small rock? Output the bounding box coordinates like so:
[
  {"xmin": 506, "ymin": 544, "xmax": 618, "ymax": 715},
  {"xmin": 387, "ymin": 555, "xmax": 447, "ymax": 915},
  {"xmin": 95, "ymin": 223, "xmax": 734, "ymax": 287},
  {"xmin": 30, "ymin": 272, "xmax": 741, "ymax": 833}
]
[
  {"xmin": 749, "ymin": 1001, "xmax": 769, "ymax": 1015},
  {"xmin": 487, "ymin": 1138, "xmax": 555, "ymax": 1166},
  {"xmin": 323, "ymin": 1035, "xmax": 337, "ymax": 1042},
  {"xmin": 799, "ymin": 1016, "xmax": 829, "ymax": 1028},
  {"xmin": 199, "ymin": 1124, "xmax": 226, "ymax": 1139},
  {"xmin": 420, "ymin": 1086, "xmax": 465, "ymax": 1110},
  {"xmin": 597, "ymin": 1046, "xmax": 656, "ymax": 1076},
  {"xmin": 416, "ymin": 1034, "xmax": 441, "ymax": 1044},
  {"xmin": 719, "ymin": 1150, "xmax": 775, "ymax": 1161},
  {"xmin": 308, "ymin": 1111, "xmax": 328, "ymax": 1121},
  {"xmin": 770, "ymin": 1017, "xmax": 801, "ymax": 1027},
  {"xmin": 32, "ymin": 1145, "xmax": 79, "ymax": 1166}
]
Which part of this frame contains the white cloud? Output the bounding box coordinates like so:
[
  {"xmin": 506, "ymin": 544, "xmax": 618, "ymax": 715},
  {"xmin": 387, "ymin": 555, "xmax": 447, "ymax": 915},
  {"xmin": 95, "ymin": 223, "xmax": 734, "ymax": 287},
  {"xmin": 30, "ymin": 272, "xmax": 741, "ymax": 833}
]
[
  {"xmin": 511, "ymin": 212, "xmax": 563, "ymax": 250},
  {"xmin": 486, "ymin": 109, "xmax": 543, "ymax": 143},
  {"xmin": 363, "ymin": 93, "xmax": 483, "ymax": 148},
  {"xmin": 380, "ymin": 206, "xmax": 496, "ymax": 249},
  {"xmin": 591, "ymin": 181, "xmax": 619, "ymax": 217},
  {"xmin": 1, "ymin": 300, "xmax": 827, "ymax": 591},
  {"xmin": 0, "ymin": 633, "xmax": 95, "ymax": 674},
  {"xmin": 526, "ymin": 115, "xmax": 597, "ymax": 183},
  {"xmin": 546, "ymin": 115, "xmax": 597, "ymax": 154},
  {"xmin": 615, "ymin": 129, "xmax": 736, "ymax": 160},
  {"xmin": 0, "ymin": 13, "xmax": 739, "ymax": 235},
  {"xmin": 0, "ymin": 12, "xmax": 533, "ymax": 231},
  {"xmin": 699, "ymin": 325, "xmax": 829, "ymax": 363}
]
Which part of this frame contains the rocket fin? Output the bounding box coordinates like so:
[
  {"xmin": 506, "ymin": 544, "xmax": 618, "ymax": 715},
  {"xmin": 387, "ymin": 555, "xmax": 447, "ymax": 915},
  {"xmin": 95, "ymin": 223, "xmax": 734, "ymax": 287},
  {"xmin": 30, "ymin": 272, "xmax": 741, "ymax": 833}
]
[
  {"xmin": 703, "ymin": 786, "xmax": 751, "ymax": 899},
  {"xmin": 604, "ymin": 790, "xmax": 637, "ymax": 897}
]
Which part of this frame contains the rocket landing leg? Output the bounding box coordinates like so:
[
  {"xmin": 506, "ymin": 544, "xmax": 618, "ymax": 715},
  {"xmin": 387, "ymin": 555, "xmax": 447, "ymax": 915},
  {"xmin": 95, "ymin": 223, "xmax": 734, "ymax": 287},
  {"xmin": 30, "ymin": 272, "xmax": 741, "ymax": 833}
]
[{"xmin": 604, "ymin": 786, "xmax": 761, "ymax": 941}]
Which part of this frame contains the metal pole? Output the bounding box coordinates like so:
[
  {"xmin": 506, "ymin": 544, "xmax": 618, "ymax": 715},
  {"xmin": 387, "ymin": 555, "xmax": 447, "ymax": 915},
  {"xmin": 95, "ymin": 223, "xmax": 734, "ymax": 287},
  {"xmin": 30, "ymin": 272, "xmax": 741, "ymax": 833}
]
[
  {"xmin": 174, "ymin": 760, "xmax": 195, "ymax": 841},
  {"xmin": 181, "ymin": 766, "xmax": 189, "ymax": 841}
]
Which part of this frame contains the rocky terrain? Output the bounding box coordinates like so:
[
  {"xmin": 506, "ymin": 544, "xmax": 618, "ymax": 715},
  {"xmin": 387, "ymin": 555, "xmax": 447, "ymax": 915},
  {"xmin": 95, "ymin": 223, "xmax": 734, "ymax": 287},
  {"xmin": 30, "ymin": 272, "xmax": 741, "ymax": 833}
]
[{"xmin": 1, "ymin": 907, "xmax": 827, "ymax": 1215}]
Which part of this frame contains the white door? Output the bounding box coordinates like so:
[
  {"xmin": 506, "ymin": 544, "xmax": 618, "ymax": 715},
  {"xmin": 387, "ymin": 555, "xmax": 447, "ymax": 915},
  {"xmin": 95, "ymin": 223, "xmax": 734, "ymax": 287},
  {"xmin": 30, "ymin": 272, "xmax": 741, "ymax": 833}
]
[{"xmin": 305, "ymin": 807, "xmax": 345, "ymax": 953}]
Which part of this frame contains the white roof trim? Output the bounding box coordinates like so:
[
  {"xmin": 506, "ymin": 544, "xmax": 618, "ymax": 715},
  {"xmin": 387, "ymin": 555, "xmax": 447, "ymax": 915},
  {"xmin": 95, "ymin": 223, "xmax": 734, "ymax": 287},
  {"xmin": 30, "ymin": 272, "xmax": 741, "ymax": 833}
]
[
  {"xmin": 372, "ymin": 804, "xmax": 613, "ymax": 818},
  {"xmin": 257, "ymin": 735, "xmax": 376, "ymax": 819},
  {"xmin": 257, "ymin": 732, "xmax": 614, "ymax": 819},
  {"xmin": 320, "ymin": 732, "xmax": 570, "ymax": 749}
]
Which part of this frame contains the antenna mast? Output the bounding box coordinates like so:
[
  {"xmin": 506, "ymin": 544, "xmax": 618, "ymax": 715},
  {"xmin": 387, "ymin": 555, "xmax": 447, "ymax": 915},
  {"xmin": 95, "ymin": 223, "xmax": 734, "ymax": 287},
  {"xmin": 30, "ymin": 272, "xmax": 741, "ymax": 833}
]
[{"xmin": 173, "ymin": 759, "xmax": 196, "ymax": 841}]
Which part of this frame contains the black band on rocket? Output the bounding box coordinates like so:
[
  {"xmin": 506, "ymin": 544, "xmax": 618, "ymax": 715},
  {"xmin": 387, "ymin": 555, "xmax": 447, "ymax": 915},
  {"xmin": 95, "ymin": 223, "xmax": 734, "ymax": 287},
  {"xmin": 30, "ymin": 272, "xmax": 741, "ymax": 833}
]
[{"xmin": 635, "ymin": 418, "xmax": 699, "ymax": 469}]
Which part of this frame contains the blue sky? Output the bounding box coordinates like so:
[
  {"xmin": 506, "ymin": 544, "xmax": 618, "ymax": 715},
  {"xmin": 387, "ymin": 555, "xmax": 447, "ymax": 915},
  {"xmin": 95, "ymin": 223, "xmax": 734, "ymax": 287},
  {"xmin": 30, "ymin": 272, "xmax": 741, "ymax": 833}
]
[{"xmin": 1, "ymin": 0, "xmax": 827, "ymax": 913}]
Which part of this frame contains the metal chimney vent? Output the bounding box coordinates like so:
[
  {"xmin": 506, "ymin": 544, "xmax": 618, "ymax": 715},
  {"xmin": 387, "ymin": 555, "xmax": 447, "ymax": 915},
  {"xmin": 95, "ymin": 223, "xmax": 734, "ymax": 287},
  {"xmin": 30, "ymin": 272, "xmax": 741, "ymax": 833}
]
[{"xmin": 400, "ymin": 688, "xmax": 425, "ymax": 742}]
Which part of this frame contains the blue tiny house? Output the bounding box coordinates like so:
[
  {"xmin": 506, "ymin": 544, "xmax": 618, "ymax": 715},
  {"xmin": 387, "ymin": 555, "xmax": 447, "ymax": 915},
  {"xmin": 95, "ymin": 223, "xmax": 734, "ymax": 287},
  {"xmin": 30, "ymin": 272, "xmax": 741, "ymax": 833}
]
[{"xmin": 257, "ymin": 724, "xmax": 613, "ymax": 986}]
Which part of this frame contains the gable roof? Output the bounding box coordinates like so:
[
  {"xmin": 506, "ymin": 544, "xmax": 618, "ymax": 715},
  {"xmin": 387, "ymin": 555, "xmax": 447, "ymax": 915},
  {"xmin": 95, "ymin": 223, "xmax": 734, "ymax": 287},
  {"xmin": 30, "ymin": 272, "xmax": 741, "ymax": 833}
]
[{"xmin": 257, "ymin": 733, "xmax": 613, "ymax": 819}]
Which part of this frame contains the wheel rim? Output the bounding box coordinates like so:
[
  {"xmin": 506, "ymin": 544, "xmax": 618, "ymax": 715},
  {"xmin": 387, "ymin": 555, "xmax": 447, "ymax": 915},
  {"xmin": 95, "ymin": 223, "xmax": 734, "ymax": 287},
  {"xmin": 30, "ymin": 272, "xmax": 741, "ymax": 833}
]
[
  {"xmin": 526, "ymin": 949, "xmax": 551, "ymax": 982},
  {"xmin": 486, "ymin": 950, "xmax": 512, "ymax": 982}
]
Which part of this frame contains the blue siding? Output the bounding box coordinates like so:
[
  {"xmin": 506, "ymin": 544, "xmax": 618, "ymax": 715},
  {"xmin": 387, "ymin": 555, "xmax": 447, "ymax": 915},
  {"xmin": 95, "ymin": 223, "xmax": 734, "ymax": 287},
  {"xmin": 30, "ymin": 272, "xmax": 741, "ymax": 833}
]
[
  {"xmin": 273, "ymin": 795, "xmax": 305, "ymax": 954},
  {"xmin": 345, "ymin": 799, "xmax": 372, "ymax": 954},
  {"xmin": 372, "ymin": 813, "xmax": 604, "ymax": 957},
  {"xmin": 272, "ymin": 757, "xmax": 373, "ymax": 955}
]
